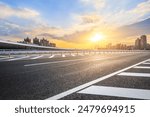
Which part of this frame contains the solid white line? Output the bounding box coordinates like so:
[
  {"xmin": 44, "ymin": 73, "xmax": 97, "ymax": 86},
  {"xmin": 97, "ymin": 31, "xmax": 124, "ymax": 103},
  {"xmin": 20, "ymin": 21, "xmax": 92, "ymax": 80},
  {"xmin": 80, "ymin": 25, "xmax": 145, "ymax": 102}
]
[
  {"xmin": 78, "ymin": 85, "xmax": 150, "ymax": 99},
  {"xmin": 118, "ymin": 72, "xmax": 150, "ymax": 77},
  {"xmin": 142, "ymin": 62, "xmax": 150, "ymax": 65},
  {"xmin": 8, "ymin": 56, "xmax": 29, "ymax": 61},
  {"xmin": 31, "ymin": 55, "xmax": 43, "ymax": 60},
  {"xmin": 46, "ymin": 58, "xmax": 150, "ymax": 100},
  {"xmin": 62, "ymin": 54, "xmax": 66, "ymax": 57},
  {"xmin": 134, "ymin": 66, "xmax": 150, "ymax": 69},
  {"xmin": 49, "ymin": 55, "xmax": 55, "ymax": 58}
]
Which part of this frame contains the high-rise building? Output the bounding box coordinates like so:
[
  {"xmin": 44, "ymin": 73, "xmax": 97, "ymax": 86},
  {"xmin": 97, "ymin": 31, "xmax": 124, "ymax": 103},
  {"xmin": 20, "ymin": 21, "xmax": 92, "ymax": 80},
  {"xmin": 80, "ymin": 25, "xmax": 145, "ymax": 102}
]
[
  {"xmin": 135, "ymin": 38, "xmax": 141, "ymax": 49},
  {"xmin": 33, "ymin": 37, "xmax": 40, "ymax": 45},
  {"xmin": 40, "ymin": 38, "xmax": 49, "ymax": 46},
  {"xmin": 24, "ymin": 37, "xmax": 31, "ymax": 44},
  {"xmin": 140, "ymin": 35, "xmax": 147, "ymax": 50},
  {"xmin": 135, "ymin": 35, "xmax": 147, "ymax": 50}
]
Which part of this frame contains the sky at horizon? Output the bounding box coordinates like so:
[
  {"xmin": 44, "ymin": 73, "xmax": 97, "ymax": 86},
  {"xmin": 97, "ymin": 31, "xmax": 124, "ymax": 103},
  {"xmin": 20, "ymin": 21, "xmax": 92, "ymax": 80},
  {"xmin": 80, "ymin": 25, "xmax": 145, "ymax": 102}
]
[{"xmin": 0, "ymin": 0, "xmax": 150, "ymax": 48}]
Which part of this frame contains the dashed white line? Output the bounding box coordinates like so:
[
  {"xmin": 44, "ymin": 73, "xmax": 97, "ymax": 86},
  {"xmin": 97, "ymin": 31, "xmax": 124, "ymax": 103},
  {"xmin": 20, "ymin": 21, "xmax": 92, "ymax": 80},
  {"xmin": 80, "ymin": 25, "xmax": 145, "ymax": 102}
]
[
  {"xmin": 46, "ymin": 58, "xmax": 150, "ymax": 100},
  {"xmin": 49, "ymin": 55, "xmax": 55, "ymax": 58},
  {"xmin": 8, "ymin": 56, "xmax": 29, "ymax": 61},
  {"xmin": 134, "ymin": 66, "xmax": 150, "ymax": 69},
  {"xmin": 24, "ymin": 57, "xmax": 105, "ymax": 67},
  {"xmin": 0, "ymin": 57, "xmax": 9, "ymax": 60},
  {"xmin": 31, "ymin": 55, "xmax": 43, "ymax": 60},
  {"xmin": 118, "ymin": 72, "xmax": 150, "ymax": 77},
  {"xmin": 0, "ymin": 56, "xmax": 7, "ymax": 58},
  {"xmin": 78, "ymin": 85, "xmax": 150, "ymax": 99}
]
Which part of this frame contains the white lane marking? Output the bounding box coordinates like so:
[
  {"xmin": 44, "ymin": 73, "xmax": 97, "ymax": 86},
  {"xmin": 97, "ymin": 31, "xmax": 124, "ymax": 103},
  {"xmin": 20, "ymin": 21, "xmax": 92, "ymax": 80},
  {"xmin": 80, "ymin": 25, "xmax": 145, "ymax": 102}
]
[
  {"xmin": 78, "ymin": 85, "xmax": 150, "ymax": 99},
  {"xmin": 46, "ymin": 58, "xmax": 150, "ymax": 100},
  {"xmin": 49, "ymin": 55, "xmax": 55, "ymax": 58},
  {"xmin": 24, "ymin": 57, "xmax": 106, "ymax": 67},
  {"xmin": 62, "ymin": 54, "xmax": 66, "ymax": 57},
  {"xmin": 8, "ymin": 56, "xmax": 29, "ymax": 61},
  {"xmin": 0, "ymin": 56, "xmax": 7, "ymax": 58},
  {"xmin": 0, "ymin": 57, "xmax": 10, "ymax": 60},
  {"xmin": 142, "ymin": 62, "xmax": 150, "ymax": 65},
  {"xmin": 118, "ymin": 72, "xmax": 150, "ymax": 77},
  {"xmin": 31, "ymin": 55, "xmax": 43, "ymax": 60},
  {"xmin": 0, "ymin": 56, "xmax": 12, "ymax": 59},
  {"xmin": 134, "ymin": 66, "xmax": 150, "ymax": 69}
]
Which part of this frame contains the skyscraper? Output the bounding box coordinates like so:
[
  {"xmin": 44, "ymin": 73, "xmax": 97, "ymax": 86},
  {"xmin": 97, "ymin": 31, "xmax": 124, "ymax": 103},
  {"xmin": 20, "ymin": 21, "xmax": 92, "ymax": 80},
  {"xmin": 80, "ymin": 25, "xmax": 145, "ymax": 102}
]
[
  {"xmin": 33, "ymin": 37, "xmax": 40, "ymax": 45},
  {"xmin": 135, "ymin": 38, "xmax": 141, "ymax": 49},
  {"xmin": 140, "ymin": 35, "xmax": 147, "ymax": 50},
  {"xmin": 135, "ymin": 35, "xmax": 147, "ymax": 50}
]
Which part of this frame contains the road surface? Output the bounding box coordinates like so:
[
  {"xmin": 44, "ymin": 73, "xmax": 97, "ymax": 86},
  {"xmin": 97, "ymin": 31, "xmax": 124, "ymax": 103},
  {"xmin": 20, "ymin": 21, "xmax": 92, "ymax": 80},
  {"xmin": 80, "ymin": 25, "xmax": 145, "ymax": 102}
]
[{"xmin": 0, "ymin": 51, "xmax": 150, "ymax": 100}]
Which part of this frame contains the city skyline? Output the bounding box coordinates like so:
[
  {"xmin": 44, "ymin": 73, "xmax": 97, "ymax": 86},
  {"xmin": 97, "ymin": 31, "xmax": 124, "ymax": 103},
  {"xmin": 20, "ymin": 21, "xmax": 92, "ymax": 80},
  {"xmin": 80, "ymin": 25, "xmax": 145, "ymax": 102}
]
[{"xmin": 0, "ymin": 0, "xmax": 150, "ymax": 49}]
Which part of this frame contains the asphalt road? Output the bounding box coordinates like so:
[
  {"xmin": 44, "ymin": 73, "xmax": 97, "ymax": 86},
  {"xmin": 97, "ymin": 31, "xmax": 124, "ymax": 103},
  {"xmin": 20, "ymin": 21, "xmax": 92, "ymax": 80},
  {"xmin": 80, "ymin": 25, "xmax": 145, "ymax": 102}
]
[{"xmin": 0, "ymin": 51, "xmax": 150, "ymax": 100}]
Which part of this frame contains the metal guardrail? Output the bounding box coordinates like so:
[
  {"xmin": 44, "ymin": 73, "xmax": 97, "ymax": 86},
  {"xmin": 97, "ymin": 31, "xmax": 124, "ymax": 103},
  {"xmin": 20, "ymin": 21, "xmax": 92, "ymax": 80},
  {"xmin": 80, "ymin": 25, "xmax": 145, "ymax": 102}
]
[{"xmin": 0, "ymin": 50, "xmax": 149, "ymax": 56}]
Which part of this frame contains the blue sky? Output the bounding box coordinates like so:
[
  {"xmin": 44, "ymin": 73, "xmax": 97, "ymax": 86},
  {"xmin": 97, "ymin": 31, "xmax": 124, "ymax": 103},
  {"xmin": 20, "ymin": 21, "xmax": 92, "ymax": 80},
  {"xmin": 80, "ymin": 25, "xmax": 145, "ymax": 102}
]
[
  {"xmin": 0, "ymin": 0, "xmax": 148, "ymax": 27},
  {"xmin": 0, "ymin": 0, "xmax": 86, "ymax": 27},
  {"xmin": 0, "ymin": 0, "xmax": 150, "ymax": 47}
]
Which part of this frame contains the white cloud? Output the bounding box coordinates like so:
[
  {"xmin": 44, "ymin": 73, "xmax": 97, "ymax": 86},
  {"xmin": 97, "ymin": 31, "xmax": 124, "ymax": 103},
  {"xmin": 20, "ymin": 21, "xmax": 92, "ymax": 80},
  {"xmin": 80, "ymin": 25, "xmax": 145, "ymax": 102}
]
[
  {"xmin": 0, "ymin": 19, "xmax": 28, "ymax": 41},
  {"xmin": 79, "ymin": 0, "xmax": 150, "ymax": 27},
  {"xmin": 101, "ymin": 0, "xmax": 150, "ymax": 27},
  {"xmin": 0, "ymin": 3, "xmax": 39, "ymax": 19},
  {"xmin": 49, "ymin": 0, "xmax": 150, "ymax": 42},
  {"xmin": 75, "ymin": 13, "xmax": 102, "ymax": 24},
  {"xmin": 0, "ymin": 2, "xmax": 48, "ymax": 40},
  {"xmin": 132, "ymin": 0, "xmax": 150, "ymax": 17},
  {"xmin": 80, "ymin": 0, "xmax": 105, "ymax": 9}
]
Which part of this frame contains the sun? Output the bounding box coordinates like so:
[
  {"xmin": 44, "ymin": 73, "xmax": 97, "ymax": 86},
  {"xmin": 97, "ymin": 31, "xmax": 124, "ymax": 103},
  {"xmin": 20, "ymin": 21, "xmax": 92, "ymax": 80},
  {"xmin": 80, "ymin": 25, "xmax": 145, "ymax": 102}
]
[{"xmin": 90, "ymin": 33, "xmax": 104, "ymax": 42}]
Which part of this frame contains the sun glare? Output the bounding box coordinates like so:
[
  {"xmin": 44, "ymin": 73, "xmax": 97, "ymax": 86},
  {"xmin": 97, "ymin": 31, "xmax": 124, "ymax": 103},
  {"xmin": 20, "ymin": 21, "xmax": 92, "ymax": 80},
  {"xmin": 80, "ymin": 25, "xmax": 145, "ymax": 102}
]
[{"xmin": 91, "ymin": 33, "xmax": 104, "ymax": 42}]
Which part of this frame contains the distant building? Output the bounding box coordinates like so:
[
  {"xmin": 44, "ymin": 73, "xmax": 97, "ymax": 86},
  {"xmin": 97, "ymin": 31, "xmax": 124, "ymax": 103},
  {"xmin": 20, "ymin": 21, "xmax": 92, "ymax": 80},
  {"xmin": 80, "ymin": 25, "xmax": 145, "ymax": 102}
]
[
  {"xmin": 106, "ymin": 43, "xmax": 112, "ymax": 49},
  {"xmin": 24, "ymin": 37, "xmax": 31, "ymax": 44},
  {"xmin": 40, "ymin": 38, "xmax": 49, "ymax": 46},
  {"xmin": 105, "ymin": 43, "xmax": 132, "ymax": 50},
  {"xmin": 126, "ymin": 45, "xmax": 134, "ymax": 50},
  {"xmin": 33, "ymin": 37, "xmax": 40, "ymax": 45},
  {"xmin": 135, "ymin": 35, "xmax": 147, "ymax": 50},
  {"xmin": 135, "ymin": 38, "xmax": 141, "ymax": 49},
  {"xmin": 140, "ymin": 35, "xmax": 147, "ymax": 50},
  {"xmin": 49, "ymin": 43, "xmax": 56, "ymax": 47},
  {"xmin": 115, "ymin": 43, "xmax": 127, "ymax": 50},
  {"xmin": 19, "ymin": 37, "xmax": 56, "ymax": 47},
  {"xmin": 147, "ymin": 43, "xmax": 150, "ymax": 50}
]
